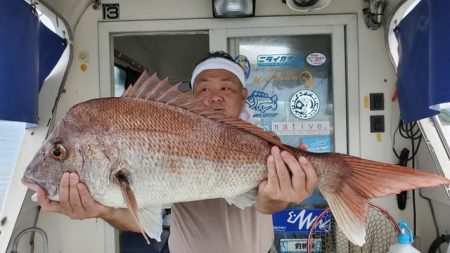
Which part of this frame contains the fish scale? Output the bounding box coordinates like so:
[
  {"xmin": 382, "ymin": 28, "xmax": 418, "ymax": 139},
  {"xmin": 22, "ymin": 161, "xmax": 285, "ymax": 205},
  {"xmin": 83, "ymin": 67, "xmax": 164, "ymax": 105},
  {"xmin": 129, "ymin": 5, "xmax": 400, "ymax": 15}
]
[{"xmin": 22, "ymin": 72, "xmax": 450, "ymax": 245}]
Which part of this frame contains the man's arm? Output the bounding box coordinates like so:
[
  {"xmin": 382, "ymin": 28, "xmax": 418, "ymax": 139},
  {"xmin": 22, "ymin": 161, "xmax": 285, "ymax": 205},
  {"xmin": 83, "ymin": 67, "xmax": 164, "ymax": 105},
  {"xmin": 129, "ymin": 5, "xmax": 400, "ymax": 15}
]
[
  {"xmin": 254, "ymin": 146, "xmax": 318, "ymax": 214},
  {"xmin": 37, "ymin": 172, "xmax": 140, "ymax": 232}
]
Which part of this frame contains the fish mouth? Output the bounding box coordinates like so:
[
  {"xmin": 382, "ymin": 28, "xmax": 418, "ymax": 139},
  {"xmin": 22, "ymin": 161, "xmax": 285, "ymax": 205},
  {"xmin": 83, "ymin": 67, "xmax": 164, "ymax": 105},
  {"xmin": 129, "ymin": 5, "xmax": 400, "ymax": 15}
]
[{"xmin": 21, "ymin": 177, "xmax": 59, "ymax": 200}]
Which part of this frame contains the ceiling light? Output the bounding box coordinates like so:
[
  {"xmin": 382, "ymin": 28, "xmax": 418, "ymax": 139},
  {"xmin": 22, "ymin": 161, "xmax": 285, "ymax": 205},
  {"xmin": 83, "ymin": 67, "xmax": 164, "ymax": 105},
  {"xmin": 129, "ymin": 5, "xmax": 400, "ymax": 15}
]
[{"xmin": 213, "ymin": 0, "xmax": 255, "ymax": 18}]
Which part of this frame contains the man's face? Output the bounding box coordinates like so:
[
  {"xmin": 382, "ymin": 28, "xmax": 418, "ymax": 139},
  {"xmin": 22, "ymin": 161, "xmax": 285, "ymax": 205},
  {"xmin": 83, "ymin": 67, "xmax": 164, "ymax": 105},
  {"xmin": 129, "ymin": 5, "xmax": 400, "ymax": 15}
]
[{"xmin": 193, "ymin": 69, "xmax": 248, "ymax": 119}]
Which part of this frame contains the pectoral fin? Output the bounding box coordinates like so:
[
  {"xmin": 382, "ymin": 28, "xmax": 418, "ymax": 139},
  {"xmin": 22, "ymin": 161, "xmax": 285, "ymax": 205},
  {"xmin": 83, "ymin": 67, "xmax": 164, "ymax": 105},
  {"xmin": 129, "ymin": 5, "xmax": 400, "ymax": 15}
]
[
  {"xmin": 112, "ymin": 168, "xmax": 151, "ymax": 244},
  {"xmin": 225, "ymin": 188, "xmax": 257, "ymax": 209}
]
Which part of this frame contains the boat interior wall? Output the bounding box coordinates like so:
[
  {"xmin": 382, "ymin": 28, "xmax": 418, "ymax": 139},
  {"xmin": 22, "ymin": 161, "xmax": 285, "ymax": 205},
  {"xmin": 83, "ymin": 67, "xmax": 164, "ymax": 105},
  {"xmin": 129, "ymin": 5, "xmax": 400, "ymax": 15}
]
[{"xmin": 414, "ymin": 142, "xmax": 450, "ymax": 251}]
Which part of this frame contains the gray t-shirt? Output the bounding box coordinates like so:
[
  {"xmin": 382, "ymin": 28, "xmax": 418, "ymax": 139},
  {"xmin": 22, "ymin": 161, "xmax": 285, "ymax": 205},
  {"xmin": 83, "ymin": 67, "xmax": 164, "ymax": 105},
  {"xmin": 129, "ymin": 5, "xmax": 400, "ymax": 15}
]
[{"xmin": 169, "ymin": 199, "xmax": 274, "ymax": 253}]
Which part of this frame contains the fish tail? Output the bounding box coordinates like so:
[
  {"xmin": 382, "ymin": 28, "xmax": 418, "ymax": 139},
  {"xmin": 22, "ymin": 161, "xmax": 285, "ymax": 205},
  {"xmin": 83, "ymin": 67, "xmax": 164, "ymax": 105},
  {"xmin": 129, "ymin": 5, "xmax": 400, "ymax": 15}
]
[
  {"xmin": 339, "ymin": 154, "xmax": 450, "ymax": 198},
  {"xmin": 313, "ymin": 152, "xmax": 450, "ymax": 246},
  {"xmin": 272, "ymin": 95, "xmax": 278, "ymax": 104}
]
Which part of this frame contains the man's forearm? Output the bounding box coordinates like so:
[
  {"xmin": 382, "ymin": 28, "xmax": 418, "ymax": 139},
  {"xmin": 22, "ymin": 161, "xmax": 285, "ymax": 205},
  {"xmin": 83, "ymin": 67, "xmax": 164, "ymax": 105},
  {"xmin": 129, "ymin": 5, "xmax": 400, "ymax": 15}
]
[
  {"xmin": 101, "ymin": 208, "xmax": 140, "ymax": 232},
  {"xmin": 254, "ymin": 198, "xmax": 289, "ymax": 214}
]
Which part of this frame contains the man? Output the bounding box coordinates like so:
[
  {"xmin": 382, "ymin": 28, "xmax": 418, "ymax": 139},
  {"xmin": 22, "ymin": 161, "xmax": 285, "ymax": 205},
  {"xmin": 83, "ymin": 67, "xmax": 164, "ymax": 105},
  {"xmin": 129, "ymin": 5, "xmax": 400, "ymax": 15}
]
[{"xmin": 37, "ymin": 51, "xmax": 318, "ymax": 253}]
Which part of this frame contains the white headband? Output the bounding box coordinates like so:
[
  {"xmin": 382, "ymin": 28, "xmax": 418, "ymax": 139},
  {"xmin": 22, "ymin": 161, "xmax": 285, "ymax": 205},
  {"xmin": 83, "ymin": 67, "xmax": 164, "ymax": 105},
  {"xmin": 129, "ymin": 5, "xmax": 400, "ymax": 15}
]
[{"xmin": 191, "ymin": 58, "xmax": 246, "ymax": 88}]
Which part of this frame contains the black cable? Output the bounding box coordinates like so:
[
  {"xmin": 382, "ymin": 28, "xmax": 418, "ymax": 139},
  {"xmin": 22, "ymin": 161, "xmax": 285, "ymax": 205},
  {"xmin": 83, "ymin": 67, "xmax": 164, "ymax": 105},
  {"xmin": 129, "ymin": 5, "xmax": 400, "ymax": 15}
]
[
  {"xmin": 393, "ymin": 120, "xmax": 423, "ymax": 161},
  {"xmin": 392, "ymin": 119, "xmax": 423, "ymax": 237},
  {"xmin": 428, "ymin": 234, "xmax": 450, "ymax": 253},
  {"xmin": 409, "ymin": 122, "xmax": 417, "ymax": 237}
]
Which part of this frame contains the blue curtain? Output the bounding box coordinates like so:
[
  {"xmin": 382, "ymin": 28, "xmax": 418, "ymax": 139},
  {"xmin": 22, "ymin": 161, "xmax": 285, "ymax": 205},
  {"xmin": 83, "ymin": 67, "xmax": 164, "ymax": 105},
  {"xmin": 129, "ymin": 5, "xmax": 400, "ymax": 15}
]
[
  {"xmin": 0, "ymin": 0, "xmax": 67, "ymax": 124},
  {"xmin": 395, "ymin": 0, "xmax": 450, "ymax": 123}
]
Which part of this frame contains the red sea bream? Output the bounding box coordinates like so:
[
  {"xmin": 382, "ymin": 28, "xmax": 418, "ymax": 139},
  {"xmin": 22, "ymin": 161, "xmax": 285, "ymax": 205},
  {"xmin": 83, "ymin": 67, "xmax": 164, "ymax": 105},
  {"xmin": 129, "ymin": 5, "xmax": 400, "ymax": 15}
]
[{"xmin": 22, "ymin": 72, "xmax": 450, "ymax": 246}]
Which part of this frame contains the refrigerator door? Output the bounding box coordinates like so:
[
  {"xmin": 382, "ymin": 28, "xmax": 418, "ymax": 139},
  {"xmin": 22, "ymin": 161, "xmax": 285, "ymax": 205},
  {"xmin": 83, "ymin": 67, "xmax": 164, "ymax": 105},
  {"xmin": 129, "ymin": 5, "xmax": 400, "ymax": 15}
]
[{"xmin": 226, "ymin": 26, "xmax": 348, "ymax": 253}]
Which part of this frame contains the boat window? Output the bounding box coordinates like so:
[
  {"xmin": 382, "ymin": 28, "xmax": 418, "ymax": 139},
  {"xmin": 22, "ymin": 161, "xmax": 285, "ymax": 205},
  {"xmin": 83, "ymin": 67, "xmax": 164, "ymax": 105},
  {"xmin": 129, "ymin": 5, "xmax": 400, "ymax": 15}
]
[
  {"xmin": 436, "ymin": 108, "xmax": 450, "ymax": 155},
  {"xmin": 0, "ymin": 121, "xmax": 25, "ymax": 213}
]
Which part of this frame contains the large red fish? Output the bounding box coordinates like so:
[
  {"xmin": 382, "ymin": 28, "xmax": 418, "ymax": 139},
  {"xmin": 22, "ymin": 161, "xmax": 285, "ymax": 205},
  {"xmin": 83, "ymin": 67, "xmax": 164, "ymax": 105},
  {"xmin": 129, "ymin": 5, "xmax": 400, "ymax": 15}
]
[{"xmin": 22, "ymin": 72, "xmax": 450, "ymax": 246}]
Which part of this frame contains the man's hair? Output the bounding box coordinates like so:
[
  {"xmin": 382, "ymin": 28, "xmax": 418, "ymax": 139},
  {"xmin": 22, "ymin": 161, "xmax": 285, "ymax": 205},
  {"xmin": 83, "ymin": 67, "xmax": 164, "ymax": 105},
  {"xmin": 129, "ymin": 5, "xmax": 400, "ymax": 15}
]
[{"xmin": 195, "ymin": 51, "xmax": 240, "ymax": 67}]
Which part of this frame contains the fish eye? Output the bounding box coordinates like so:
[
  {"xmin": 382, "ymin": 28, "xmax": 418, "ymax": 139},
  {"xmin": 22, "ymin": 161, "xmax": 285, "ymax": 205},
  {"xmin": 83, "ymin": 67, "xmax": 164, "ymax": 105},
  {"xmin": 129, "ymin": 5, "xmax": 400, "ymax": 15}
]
[
  {"xmin": 53, "ymin": 149, "xmax": 61, "ymax": 156},
  {"xmin": 50, "ymin": 144, "xmax": 67, "ymax": 161}
]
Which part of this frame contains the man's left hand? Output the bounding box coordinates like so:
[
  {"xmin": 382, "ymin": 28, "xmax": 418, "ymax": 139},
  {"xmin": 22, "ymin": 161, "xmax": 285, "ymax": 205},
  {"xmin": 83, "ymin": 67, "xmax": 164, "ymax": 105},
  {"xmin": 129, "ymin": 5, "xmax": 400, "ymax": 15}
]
[{"xmin": 255, "ymin": 146, "xmax": 318, "ymax": 214}]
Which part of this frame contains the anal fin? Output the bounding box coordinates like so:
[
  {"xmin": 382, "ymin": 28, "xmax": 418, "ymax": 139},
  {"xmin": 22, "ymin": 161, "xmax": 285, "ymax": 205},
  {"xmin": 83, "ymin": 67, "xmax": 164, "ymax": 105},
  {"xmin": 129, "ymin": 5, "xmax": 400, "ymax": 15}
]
[{"xmin": 321, "ymin": 186, "xmax": 368, "ymax": 246}]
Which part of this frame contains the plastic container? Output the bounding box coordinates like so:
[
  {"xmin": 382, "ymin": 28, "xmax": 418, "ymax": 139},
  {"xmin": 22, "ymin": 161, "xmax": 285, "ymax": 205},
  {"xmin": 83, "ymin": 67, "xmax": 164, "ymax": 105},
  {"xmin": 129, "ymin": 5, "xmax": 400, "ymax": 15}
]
[{"xmin": 387, "ymin": 221, "xmax": 420, "ymax": 253}]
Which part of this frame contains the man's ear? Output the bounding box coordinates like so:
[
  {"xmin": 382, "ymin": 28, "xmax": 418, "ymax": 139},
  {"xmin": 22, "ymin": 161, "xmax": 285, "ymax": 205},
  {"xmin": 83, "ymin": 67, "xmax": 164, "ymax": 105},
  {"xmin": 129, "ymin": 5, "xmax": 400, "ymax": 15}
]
[{"xmin": 241, "ymin": 88, "xmax": 248, "ymax": 102}]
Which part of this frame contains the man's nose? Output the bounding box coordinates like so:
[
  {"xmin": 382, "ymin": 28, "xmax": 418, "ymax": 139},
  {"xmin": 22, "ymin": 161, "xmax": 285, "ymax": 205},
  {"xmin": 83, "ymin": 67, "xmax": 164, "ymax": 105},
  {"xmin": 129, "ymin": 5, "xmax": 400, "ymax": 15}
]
[{"xmin": 208, "ymin": 93, "xmax": 224, "ymax": 103}]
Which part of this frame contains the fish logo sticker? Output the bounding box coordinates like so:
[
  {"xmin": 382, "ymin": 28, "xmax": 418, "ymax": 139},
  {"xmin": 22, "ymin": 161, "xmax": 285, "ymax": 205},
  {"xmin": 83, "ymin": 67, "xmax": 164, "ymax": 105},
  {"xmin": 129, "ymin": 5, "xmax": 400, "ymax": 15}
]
[
  {"xmin": 246, "ymin": 90, "xmax": 278, "ymax": 113},
  {"xmin": 290, "ymin": 90, "xmax": 320, "ymax": 119}
]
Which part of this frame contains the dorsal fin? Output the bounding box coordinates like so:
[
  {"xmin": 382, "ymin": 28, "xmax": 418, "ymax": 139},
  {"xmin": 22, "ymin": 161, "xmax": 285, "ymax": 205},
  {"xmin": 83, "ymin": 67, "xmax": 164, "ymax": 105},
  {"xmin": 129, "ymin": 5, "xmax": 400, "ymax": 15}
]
[{"xmin": 122, "ymin": 71, "xmax": 289, "ymax": 151}]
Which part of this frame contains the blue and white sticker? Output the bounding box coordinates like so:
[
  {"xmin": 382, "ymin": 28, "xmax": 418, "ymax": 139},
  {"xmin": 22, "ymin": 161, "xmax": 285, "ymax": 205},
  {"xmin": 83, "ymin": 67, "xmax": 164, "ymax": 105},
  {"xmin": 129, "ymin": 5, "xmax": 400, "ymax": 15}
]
[
  {"xmin": 234, "ymin": 54, "xmax": 251, "ymax": 80},
  {"xmin": 273, "ymin": 208, "xmax": 331, "ymax": 233},
  {"xmin": 301, "ymin": 136, "xmax": 331, "ymax": 153},
  {"xmin": 280, "ymin": 238, "xmax": 322, "ymax": 253},
  {"xmin": 257, "ymin": 54, "xmax": 303, "ymax": 67},
  {"xmin": 290, "ymin": 90, "xmax": 320, "ymax": 119},
  {"xmin": 246, "ymin": 90, "xmax": 278, "ymax": 113},
  {"xmin": 306, "ymin": 53, "xmax": 326, "ymax": 66}
]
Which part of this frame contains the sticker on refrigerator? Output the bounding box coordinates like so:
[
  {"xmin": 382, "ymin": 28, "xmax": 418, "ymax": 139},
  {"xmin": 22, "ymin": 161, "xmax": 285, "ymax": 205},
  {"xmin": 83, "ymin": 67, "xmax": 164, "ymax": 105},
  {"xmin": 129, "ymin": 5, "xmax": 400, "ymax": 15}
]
[
  {"xmin": 273, "ymin": 208, "xmax": 331, "ymax": 233},
  {"xmin": 272, "ymin": 121, "xmax": 330, "ymax": 136},
  {"xmin": 246, "ymin": 90, "xmax": 278, "ymax": 114},
  {"xmin": 299, "ymin": 70, "xmax": 315, "ymax": 88},
  {"xmin": 280, "ymin": 238, "xmax": 322, "ymax": 253},
  {"xmin": 306, "ymin": 53, "xmax": 326, "ymax": 66},
  {"xmin": 301, "ymin": 136, "xmax": 331, "ymax": 153},
  {"xmin": 290, "ymin": 90, "xmax": 320, "ymax": 119},
  {"xmin": 234, "ymin": 55, "xmax": 251, "ymax": 80},
  {"xmin": 257, "ymin": 54, "xmax": 303, "ymax": 67}
]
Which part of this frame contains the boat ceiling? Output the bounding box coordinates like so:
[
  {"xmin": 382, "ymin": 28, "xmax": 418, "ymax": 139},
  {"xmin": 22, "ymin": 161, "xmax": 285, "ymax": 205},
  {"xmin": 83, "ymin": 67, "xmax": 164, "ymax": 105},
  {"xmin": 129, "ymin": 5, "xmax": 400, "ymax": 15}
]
[{"xmin": 41, "ymin": 0, "xmax": 405, "ymax": 35}]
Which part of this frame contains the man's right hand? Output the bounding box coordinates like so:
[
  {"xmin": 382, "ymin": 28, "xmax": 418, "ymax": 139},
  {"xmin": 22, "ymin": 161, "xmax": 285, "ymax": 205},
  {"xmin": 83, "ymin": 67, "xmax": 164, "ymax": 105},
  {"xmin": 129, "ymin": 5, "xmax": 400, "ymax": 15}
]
[
  {"xmin": 36, "ymin": 172, "xmax": 113, "ymax": 220},
  {"xmin": 36, "ymin": 172, "xmax": 140, "ymax": 232}
]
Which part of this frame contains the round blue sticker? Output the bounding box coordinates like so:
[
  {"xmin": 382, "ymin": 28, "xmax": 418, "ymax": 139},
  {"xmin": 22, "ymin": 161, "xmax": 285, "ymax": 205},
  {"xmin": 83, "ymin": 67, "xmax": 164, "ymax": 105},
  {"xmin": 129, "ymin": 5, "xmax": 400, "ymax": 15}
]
[{"xmin": 235, "ymin": 54, "xmax": 251, "ymax": 80}]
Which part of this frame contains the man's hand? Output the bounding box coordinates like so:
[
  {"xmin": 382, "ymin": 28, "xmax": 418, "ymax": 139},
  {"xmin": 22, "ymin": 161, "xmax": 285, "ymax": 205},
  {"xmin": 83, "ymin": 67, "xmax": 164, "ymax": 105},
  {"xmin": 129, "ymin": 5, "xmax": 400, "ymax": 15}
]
[
  {"xmin": 255, "ymin": 146, "xmax": 318, "ymax": 214},
  {"xmin": 37, "ymin": 172, "xmax": 140, "ymax": 232},
  {"xmin": 37, "ymin": 172, "xmax": 112, "ymax": 219}
]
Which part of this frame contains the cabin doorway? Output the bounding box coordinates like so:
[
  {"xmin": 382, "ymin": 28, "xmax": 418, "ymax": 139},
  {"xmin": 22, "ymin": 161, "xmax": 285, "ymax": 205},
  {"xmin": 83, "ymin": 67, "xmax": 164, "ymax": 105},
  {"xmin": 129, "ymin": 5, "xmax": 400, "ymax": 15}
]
[{"xmin": 112, "ymin": 33, "xmax": 209, "ymax": 97}]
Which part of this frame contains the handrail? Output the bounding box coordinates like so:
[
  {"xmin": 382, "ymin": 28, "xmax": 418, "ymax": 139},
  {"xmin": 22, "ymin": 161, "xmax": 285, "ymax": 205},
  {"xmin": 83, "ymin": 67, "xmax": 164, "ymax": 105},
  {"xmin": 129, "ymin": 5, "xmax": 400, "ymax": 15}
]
[{"xmin": 10, "ymin": 227, "xmax": 48, "ymax": 253}]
